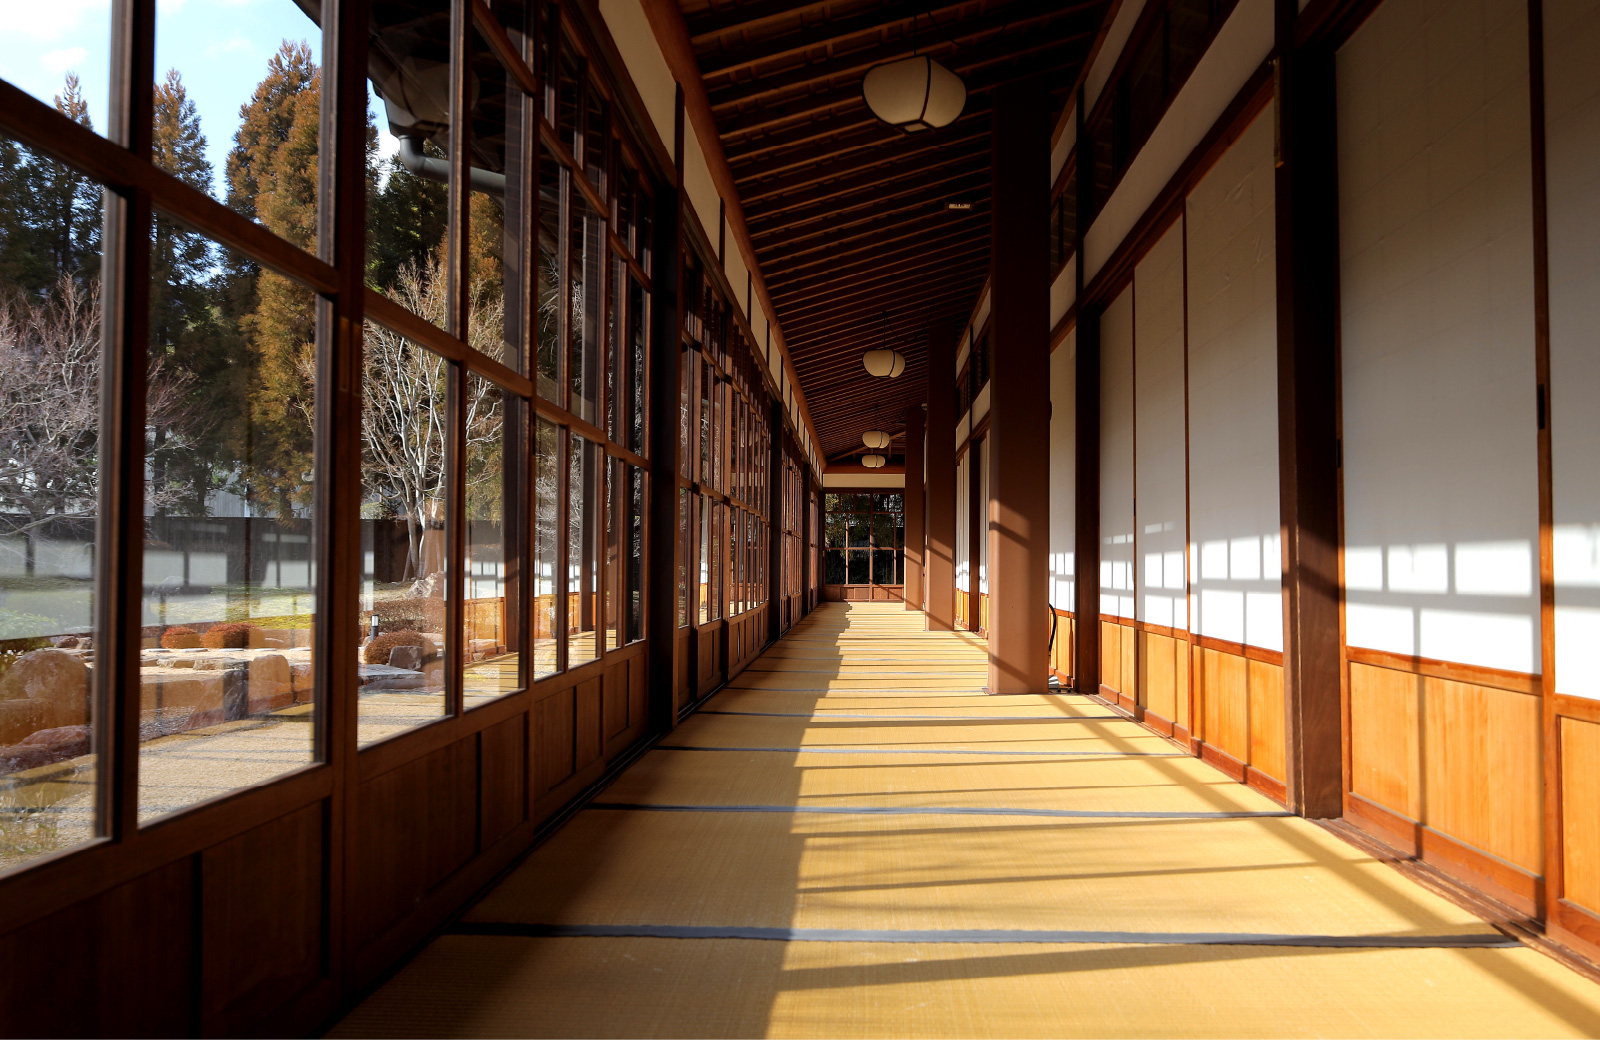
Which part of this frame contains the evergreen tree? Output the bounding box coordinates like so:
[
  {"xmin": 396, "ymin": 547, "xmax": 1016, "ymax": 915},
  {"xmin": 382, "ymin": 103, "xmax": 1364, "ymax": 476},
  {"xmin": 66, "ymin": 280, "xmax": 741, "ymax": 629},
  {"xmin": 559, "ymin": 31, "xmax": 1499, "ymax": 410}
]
[
  {"xmin": 367, "ymin": 152, "xmax": 447, "ymax": 292},
  {"xmin": 0, "ymin": 75, "xmax": 101, "ymax": 298}
]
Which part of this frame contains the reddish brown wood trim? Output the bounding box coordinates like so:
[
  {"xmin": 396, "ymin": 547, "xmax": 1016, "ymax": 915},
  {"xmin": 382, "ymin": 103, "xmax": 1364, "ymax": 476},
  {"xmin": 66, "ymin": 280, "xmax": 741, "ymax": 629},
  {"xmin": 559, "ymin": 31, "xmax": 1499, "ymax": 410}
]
[
  {"xmin": 1246, "ymin": 765, "xmax": 1288, "ymax": 806},
  {"xmin": 1197, "ymin": 741, "xmax": 1247, "ymax": 783},
  {"xmin": 1346, "ymin": 794, "xmax": 1542, "ymax": 918},
  {"xmin": 1346, "ymin": 646, "xmax": 1539, "ymax": 697},
  {"xmin": 1555, "ymin": 695, "xmax": 1600, "ymax": 724},
  {"xmin": 1173, "ymin": 722, "xmax": 1192, "ymax": 747},
  {"xmin": 1194, "ymin": 634, "xmax": 1285, "ymax": 666},
  {"xmin": 1050, "ymin": 300, "xmax": 1079, "ymax": 352},
  {"xmin": 1552, "ymin": 900, "xmax": 1600, "ymax": 957},
  {"xmin": 1132, "ymin": 619, "xmax": 1188, "ymax": 640},
  {"xmin": 1143, "ymin": 708, "xmax": 1176, "ymax": 738}
]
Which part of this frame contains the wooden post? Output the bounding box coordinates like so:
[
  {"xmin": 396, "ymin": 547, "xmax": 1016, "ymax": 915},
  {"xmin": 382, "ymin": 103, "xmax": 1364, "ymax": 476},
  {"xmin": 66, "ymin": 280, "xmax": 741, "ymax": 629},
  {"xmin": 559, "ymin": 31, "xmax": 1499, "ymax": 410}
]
[
  {"xmin": 986, "ymin": 79, "xmax": 1052, "ymax": 695},
  {"xmin": 1274, "ymin": 3, "xmax": 1342, "ymax": 817},
  {"xmin": 1074, "ymin": 308, "xmax": 1101, "ymax": 697},
  {"xmin": 903, "ymin": 403, "xmax": 926, "ymax": 611},
  {"xmin": 767, "ymin": 400, "xmax": 783, "ymax": 644},
  {"xmin": 925, "ymin": 326, "xmax": 957, "ymax": 630},
  {"xmin": 646, "ymin": 88, "xmax": 685, "ymax": 732}
]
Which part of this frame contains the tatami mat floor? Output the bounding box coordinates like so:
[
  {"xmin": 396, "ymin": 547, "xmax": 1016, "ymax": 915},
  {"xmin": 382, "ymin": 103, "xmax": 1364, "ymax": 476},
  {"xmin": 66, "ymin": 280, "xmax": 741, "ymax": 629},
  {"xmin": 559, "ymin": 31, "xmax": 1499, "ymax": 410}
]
[{"xmin": 330, "ymin": 603, "xmax": 1600, "ymax": 1038}]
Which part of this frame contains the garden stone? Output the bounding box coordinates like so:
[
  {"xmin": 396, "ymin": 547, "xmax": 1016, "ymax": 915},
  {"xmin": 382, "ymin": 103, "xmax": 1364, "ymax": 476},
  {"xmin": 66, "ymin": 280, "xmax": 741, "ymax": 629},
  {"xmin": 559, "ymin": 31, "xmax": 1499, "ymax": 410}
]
[
  {"xmin": 0, "ymin": 649, "xmax": 89, "ymax": 728},
  {"xmin": 387, "ymin": 645, "xmax": 423, "ymax": 671}
]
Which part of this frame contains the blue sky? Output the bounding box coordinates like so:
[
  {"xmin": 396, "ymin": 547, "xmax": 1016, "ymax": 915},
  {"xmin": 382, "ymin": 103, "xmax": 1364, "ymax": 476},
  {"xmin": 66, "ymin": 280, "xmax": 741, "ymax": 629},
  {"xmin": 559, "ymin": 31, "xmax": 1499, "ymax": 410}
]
[{"xmin": 0, "ymin": 0, "xmax": 398, "ymax": 199}]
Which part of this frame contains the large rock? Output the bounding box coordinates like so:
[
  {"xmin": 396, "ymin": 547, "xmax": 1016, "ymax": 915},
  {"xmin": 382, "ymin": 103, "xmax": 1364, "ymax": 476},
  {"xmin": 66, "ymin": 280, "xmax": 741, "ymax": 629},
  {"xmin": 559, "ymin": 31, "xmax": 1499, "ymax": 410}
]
[
  {"xmin": 247, "ymin": 654, "xmax": 293, "ymax": 714},
  {"xmin": 386, "ymin": 645, "xmax": 423, "ymax": 671},
  {"xmin": 0, "ymin": 649, "xmax": 89, "ymax": 729},
  {"xmin": 0, "ymin": 698, "xmax": 47, "ymax": 746}
]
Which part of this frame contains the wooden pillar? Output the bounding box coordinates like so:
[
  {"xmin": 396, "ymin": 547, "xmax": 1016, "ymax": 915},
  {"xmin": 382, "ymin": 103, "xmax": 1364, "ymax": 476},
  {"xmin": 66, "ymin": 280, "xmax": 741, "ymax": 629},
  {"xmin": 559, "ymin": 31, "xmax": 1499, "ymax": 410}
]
[
  {"xmin": 986, "ymin": 79, "xmax": 1052, "ymax": 695},
  {"xmin": 1073, "ymin": 308, "xmax": 1101, "ymax": 696},
  {"xmin": 1274, "ymin": 5, "xmax": 1342, "ymax": 817},
  {"xmin": 903, "ymin": 403, "xmax": 925, "ymax": 610},
  {"xmin": 646, "ymin": 89, "xmax": 684, "ymax": 732},
  {"xmin": 767, "ymin": 400, "xmax": 783, "ymax": 644},
  {"xmin": 967, "ymin": 438, "xmax": 983, "ymax": 627},
  {"xmin": 925, "ymin": 326, "xmax": 957, "ymax": 630}
]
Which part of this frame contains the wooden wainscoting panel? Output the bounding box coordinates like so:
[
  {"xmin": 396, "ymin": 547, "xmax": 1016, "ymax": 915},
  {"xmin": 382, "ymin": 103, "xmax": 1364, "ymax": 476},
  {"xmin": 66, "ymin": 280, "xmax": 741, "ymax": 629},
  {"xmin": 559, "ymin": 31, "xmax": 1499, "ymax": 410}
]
[
  {"xmin": 1423, "ymin": 677, "xmax": 1543, "ymax": 875},
  {"xmin": 199, "ymin": 801, "xmax": 324, "ymax": 1034},
  {"xmin": 1562, "ymin": 716, "xmax": 1600, "ymax": 914},
  {"xmin": 1140, "ymin": 631, "xmax": 1185, "ymax": 723},
  {"xmin": 1200, "ymin": 647, "xmax": 1249, "ymax": 763},
  {"xmin": 0, "ymin": 859, "xmax": 193, "ymax": 1037},
  {"xmin": 575, "ymin": 676, "xmax": 605, "ymax": 772},
  {"xmin": 604, "ymin": 659, "xmax": 629, "ymax": 740},
  {"xmin": 480, "ymin": 713, "xmax": 528, "ymax": 849},
  {"xmin": 535, "ymin": 686, "xmax": 577, "ymax": 795},
  {"xmin": 1349, "ymin": 662, "xmax": 1422, "ymax": 819},
  {"xmin": 980, "ymin": 592, "xmax": 990, "ymax": 631},
  {"xmin": 1100, "ymin": 622, "xmax": 1123, "ymax": 694},
  {"xmin": 1248, "ymin": 659, "xmax": 1285, "ymax": 783},
  {"xmin": 353, "ymin": 738, "xmax": 478, "ymax": 948},
  {"xmin": 628, "ymin": 652, "xmax": 647, "ymax": 737}
]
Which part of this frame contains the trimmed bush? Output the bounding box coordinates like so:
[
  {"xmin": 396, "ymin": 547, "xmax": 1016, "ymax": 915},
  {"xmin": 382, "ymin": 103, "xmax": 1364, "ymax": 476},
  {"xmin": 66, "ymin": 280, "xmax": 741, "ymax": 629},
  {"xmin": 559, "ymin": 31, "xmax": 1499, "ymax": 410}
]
[
  {"xmin": 201, "ymin": 622, "xmax": 258, "ymax": 650},
  {"xmin": 160, "ymin": 626, "xmax": 202, "ymax": 650},
  {"xmin": 364, "ymin": 629, "xmax": 431, "ymax": 666}
]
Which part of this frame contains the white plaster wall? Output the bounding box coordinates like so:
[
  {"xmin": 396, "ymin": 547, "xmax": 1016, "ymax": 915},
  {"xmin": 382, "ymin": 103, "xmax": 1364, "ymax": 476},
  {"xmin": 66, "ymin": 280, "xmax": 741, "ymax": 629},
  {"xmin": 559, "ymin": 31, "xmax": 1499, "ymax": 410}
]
[
  {"xmin": 681, "ymin": 127, "xmax": 719, "ymax": 247},
  {"xmin": 1050, "ymin": 329, "xmax": 1078, "ymax": 612},
  {"xmin": 1100, "ymin": 285, "xmax": 1136, "ymax": 619},
  {"xmin": 1134, "ymin": 219, "xmax": 1188, "ymax": 631},
  {"xmin": 725, "ymin": 242, "xmax": 749, "ymax": 321},
  {"xmin": 597, "ymin": 0, "xmax": 675, "ymax": 149},
  {"xmin": 1545, "ymin": 0, "xmax": 1600, "ymax": 697},
  {"xmin": 822, "ymin": 473, "xmax": 904, "ymax": 489},
  {"xmin": 1185, "ymin": 105, "xmax": 1282, "ymax": 651},
  {"xmin": 1084, "ymin": 0, "xmax": 1273, "ymax": 283},
  {"xmin": 1338, "ymin": 0, "xmax": 1540, "ymax": 674}
]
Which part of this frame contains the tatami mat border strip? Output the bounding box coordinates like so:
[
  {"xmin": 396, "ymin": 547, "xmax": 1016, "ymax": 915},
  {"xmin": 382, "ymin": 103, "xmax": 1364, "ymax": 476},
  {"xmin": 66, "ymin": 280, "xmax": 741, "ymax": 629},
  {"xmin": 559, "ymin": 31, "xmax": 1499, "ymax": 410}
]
[
  {"xmin": 698, "ymin": 711, "xmax": 1126, "ymax": 721},
  {"xmin": 444, "ymin": 922, "xmax": 1517, "ymax": 949},
  {"xmin": 653, "ymin": 745, "xmax": 1187, "ymax": 757},
  {"xmin": 588, "ymin": 802, "xmax": 1295, "ymax": 819}
]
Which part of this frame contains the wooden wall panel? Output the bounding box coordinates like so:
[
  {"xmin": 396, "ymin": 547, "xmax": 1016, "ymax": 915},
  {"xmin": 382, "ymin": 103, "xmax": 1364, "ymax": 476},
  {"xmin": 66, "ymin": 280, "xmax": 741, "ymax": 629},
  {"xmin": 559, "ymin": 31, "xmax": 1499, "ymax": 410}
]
[
  {"xmin": 1247, "ymin": 659, "xmax": 1285, "ymax": 782},
  {"xmin": 480, "ymin": 714, "xmax": 528, "ymax": 849},
  {"xmin": 353, "ymin": 740, "xmax": 478, "ymax": 948},
  {"xmin": 1199, "ymin": 647, "xmax": 1248, "ymax": 762},
  {"xmin": 1562, "ymin": 717, "xmax": 1600, "ymax": 914},
  {"xmin": 536, "ymin": 688, "xmax": 577, "ymax": 794},
  {"xmin": 1349, "ymin": 662, "xmax": 1422, "ymax": 819},
  {"xmin": 1423, "ymin": 678, "xmax": 1542, "ymax": 874},
  {"xmin": 604, "ymin": 659, "xmax": 630, "ymax": 740},
  {"xmin": 1349, "ymin": 662, "xmax": 1543, "ymax": 875},
  {"xmin": 0, "ymin": 861, "xmax": 193, "ymax": 1038},
  {"xmin": 200, "ymin": 802, "xmax": 324, "ymax": 1034},
  {"xmin": 1140, "ymin": 631, "xmax": 1186, "ymax": 724},
  {"xmin": 1100, "ymin": 621, "xmax": 1123, "ymax": 692},
  {"xmin": 575, "ymin": 676, "xmax": 604, "ymax": 772}
]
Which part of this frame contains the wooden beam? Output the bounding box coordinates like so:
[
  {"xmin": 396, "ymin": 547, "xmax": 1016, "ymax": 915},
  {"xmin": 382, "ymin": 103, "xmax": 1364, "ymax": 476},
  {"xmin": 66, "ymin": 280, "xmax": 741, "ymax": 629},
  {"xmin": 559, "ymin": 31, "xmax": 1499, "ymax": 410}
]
[
  {"xmin": 984, "ymin": 78, "xmax": 1052, "ymax": 694},
  {"xmin": 686, "ymin": 0, "xmax": 841, "ymax": 44},
  {"xmin": 736, "ymin": 123, "xmax": 990, "ymax": 204},
  {"xmin": 748, "ymin": 163, "xmax": 990, "ymax": 236},
  {"xmin": 924, "ymin": 322, "xmax": 959, "ymax": 631},
  {"xmin": 1273, "ymin": 6, "xmax": 1342, "ymax": 818},
  {"xmin": 757, "ymin": 205, "xmax": 989, "ymax": 270},
  {"xmin": 696, "ymin": 0, "xmax": 973, "ymax": 80}
]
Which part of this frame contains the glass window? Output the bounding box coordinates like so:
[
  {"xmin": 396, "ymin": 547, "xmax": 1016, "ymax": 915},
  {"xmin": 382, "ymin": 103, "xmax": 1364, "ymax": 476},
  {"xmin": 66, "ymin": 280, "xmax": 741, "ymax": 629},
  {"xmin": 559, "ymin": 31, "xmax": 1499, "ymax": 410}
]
[
  {"xmin": 359, "ymin": 327, "xmax": 449, "ymax": 748},
  {"xmin": 155, "ymin": 2, "xmax": 322, "ymax": 241},
  {"xmin": 604, "ymin": 455, "xmax": 620, "ymax": 651},
  {"xmin": 463, "ymin": 375, "xmax": 522, "ymax": 708},
  {"xmin": 141, "ymin": 221, "xmax": 318, "ymax": 821},
  {"xmin": 533, "ymin": 417, "xmax": 559, "ymax": 679},
  {"xmin": 567, "ymin": 433, "xmax": 598, "ymax": 668},
  {"xmin": 697, "ymin": 494, "xmax": 709, "ymax": 626},
  {"xmin": 628, "ymin": 274, "xmax": 646, "ymax": 456},
  {"xmin": 2, "ymin": 12, "xmax": 110, "ymax": 140},
  {"xmin": 535, "ymin": 145, "xmax": 562, "ymax": 403},
  {"xmin": 0, "ymin": 136, "xmax": 103, "ymax": 869},
  {"xmin": 569, "ymin": 190, "xmax": 603, "ymax": 424},
  {"xmin": 366, "ymin": 2, "xmax": 453, "ymax": 303},
  {"xmin": 626, "ymin": 465, "xmax": 644, "ymax": 643},
  {"xmin": 676, "ymin": 486, "xmax": 689, "ymax": 627}
]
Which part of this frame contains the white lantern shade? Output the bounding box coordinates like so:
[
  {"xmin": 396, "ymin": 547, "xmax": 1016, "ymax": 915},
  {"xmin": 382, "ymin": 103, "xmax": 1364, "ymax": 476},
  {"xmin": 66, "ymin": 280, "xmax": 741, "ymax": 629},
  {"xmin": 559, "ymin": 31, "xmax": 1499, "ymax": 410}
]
[
  {"xmin": 862, "ymin": 430, "xmax": 891, "ymax": 450},
  {"xmin": 862, "ymin": 55, "xmax": 967, "ymax": 133},
  {"xmin": 862, "ymin": 453, "xmax": 887, "ymax": 469},
  {"xmin": 862, "ymin": 348, "xmax": 906, "ymax": 378}
]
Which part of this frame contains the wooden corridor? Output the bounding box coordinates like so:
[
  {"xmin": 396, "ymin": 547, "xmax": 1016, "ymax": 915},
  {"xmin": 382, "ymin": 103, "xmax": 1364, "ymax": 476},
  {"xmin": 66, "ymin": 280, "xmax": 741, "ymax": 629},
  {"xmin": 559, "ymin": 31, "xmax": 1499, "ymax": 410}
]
[{"xmin": 331, "ymin": 603, "xmax": 1600, "ymax": 1038}]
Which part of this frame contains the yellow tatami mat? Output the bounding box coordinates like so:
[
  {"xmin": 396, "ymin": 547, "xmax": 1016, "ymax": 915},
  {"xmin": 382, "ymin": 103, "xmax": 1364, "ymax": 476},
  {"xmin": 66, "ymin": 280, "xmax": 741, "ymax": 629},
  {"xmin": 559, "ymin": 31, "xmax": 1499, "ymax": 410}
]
[{"xmin": 331, "ymin": 602, "xmax": 1600, "ymax": 1038}]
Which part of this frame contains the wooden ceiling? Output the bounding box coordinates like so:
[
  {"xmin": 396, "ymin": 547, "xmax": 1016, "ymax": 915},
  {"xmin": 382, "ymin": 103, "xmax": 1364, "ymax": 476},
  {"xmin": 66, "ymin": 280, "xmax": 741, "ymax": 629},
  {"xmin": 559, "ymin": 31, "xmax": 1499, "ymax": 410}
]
[{"xmin": 678, "ymin": 0, "xmax": 1108, "ymax": 461}]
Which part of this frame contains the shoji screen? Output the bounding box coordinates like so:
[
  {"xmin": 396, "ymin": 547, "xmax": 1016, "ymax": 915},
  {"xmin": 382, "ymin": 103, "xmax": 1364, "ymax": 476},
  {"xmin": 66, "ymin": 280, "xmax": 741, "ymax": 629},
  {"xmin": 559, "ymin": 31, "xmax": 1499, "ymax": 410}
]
[
  {"xmin": 1134, "ymin": 222, "xmax": 1188, "ymax": 632},
  {"xmin": 1546, "ymin": 0, "xmax": 1600, "ymax": 699},
  {"xmin": 955, "ymin": 450, "xmax": 970, "ymax": 622},
  {"xmin": 1337, "ymin": 0, "xmax": 1542, "ymax": 886},
  {"xmin": 1100, "ymin": 287, "xmax": 1136, "ymax": 620},
  {"xmin": 1544, "ymin": 0, "xmax": 1600, "ymax": 926},
  {"xmin": 1184, "ymin": 107, "xmax": 1281, "ymax": 652},
  {"xmin": 1338, "ymin": 0, "xmax": 1539, "ymax": 676},
  {"xmin": 1049, "ymin": 330, "xmax": 1077, "ymax": 612},
  {"xmin": 1100, "ymin": 287, "xmax": 1136, "ymax": 697},
  {"xmin": 978, "ymin": 438, "xmax": 990, "ymax": 601}
]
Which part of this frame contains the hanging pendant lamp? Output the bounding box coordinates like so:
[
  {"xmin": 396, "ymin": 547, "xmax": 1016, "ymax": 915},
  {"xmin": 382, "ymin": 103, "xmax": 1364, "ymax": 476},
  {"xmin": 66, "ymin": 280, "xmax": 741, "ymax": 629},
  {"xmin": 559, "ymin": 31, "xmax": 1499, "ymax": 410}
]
[
  {"xmin": 862, "ymin": 401, "xmax": 890, "ymax": 451},
  {"xmin": 861, "ymin": 12, "xmax": 966, "ymax": 132},
  {"xmin": 862, "ymin": 453, "xmax": 888, "ymax": 469},
  {"xmin": 862, "ymin": 310, "xmax": 907, "ymax": 378}
]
